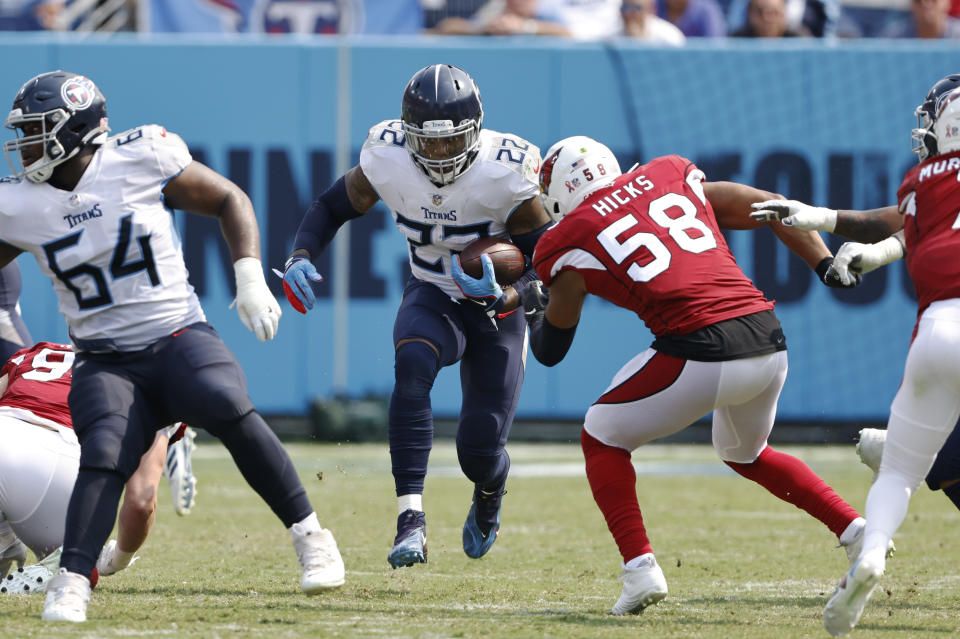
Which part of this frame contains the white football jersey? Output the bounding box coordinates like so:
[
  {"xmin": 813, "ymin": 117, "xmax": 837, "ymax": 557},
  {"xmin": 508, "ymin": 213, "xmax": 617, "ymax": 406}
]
[
  {"xmin": 0, "ymin": 125, "xmax": 205, "ymax": 352},
  {"xmin": 360, "ymin": 121, "xmax": 541, "ymax": 299}
]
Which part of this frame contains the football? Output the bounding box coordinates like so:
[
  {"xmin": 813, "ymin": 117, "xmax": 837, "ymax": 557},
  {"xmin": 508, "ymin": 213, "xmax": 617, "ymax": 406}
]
[{"xmin": 457, "ymin": 236, "xmax": 525, "ymax": 285}]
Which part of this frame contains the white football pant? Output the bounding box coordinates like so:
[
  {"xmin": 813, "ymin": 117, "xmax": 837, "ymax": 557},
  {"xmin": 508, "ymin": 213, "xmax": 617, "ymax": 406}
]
[
  {"xmin": 0, "ymin": 416, "xmax": 79, "ymax": 558},
  {"xmin": 862, "ymin": 298, "xmax": 960, "ymax": 557},
  {"xmin": 584, "ymin": 348, "xmax": 787, "ymax": 463}
]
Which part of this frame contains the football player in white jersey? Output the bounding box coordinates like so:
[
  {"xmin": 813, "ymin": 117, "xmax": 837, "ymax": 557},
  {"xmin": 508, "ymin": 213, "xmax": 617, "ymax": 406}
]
[
  {"xmin": 0, "ymin": 70, "xmax": 344, "ymax": 622},
  {"xmin": 282, "ymin": 64, "xmax": 553, "ymax": 568}
]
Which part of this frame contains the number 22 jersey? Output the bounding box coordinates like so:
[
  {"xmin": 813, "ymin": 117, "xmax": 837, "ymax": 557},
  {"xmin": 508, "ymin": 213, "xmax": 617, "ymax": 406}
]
[{"xmin": 533, "ymin": 155, "xmax": 773, "ymax": 338}]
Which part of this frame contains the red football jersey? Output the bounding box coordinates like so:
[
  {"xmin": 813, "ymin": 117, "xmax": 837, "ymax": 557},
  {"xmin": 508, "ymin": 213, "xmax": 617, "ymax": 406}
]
[
  {"xmin": 0, "ymin": 342, "xmax": 73, "ymax": 429},
  {"xmin": 534, "ymin": 155, "xmax": 773, "ymax": 337},
  {"xmin": 897, "ymin": 150, "xmax": 960, "ymax": 317}
]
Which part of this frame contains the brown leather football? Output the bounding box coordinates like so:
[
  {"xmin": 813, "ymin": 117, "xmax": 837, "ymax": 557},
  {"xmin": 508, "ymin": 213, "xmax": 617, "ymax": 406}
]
[{"xmin": 458, "ymin": 237, "xmax": 525, "ymax": 285}]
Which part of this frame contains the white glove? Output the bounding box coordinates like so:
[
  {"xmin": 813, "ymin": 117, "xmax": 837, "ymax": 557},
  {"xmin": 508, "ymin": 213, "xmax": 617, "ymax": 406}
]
[
  {"xmin": 829, "ymin": 235, "xmax": 906, "ymax": 286},
  {"xmin": 232, "ymin": 257, "xmax": 281, "ymax": 342},
  {"xmin": 749, "ymin": 199, "xmax": 838, "ymax": 231}
]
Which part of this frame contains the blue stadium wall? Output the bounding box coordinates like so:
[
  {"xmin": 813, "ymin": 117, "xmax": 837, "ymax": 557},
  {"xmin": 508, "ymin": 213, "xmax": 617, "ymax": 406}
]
[{"xmin": 2, "ymin": 35, "xmax": 953, "ymax": 421}]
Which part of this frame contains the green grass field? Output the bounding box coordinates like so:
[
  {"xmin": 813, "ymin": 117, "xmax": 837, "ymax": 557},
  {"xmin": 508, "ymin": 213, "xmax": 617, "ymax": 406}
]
[{"xmin": 2, "ymin": 442, "xmax": 958, "ymax": 638}]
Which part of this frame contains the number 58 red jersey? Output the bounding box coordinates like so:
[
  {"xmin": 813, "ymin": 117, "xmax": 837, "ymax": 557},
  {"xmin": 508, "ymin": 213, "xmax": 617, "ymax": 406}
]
[{"xmin": 533, "ymin": 155, "xmax": 773, "ymax": 337}]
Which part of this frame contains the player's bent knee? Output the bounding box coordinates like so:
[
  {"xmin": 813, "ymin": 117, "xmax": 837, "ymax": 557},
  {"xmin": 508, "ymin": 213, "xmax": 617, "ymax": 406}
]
[
  {"xmin": 78, "ymin": 430, "xmax": 137, "ymax": 478},
  {"xmin": 394, "ymin": 340, "xmax": 439, "ymax": 398}
]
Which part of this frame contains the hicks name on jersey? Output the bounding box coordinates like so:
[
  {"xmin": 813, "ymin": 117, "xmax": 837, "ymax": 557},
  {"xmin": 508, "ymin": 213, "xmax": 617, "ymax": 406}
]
[{"xmin": 589, "ymin": 175, "xmax": 656, "ymax": 216}]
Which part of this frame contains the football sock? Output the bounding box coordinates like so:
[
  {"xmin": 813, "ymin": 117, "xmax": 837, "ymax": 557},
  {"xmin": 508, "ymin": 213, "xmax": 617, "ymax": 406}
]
[
  {"xmin": 61, "ymin": 468, "xmax": 125, "ymax": 577},
  {"xmin": 724, "ymin": 445, "xmax": 860, "ymax": 537},
  {"xmin": 863, "ymin": 472, "xmax": 913, "ymax": 556},
  {"xmin": 290, "ymin": 511, "xmax": 321, "ymax": 535},
  {"xmin": 109, "ymin": 547, "xmax": 136, "ymax": 571},
  {"xmin": 581, "ymin": 429, "xmax": 652, "ymax": 562},
  {"xmin": 389, "ymin": 341, "xmax": 439, "ymax": 496},
  {"xmin": 398, "ymin": 494, "xmax": 423, "ymax": 514}
]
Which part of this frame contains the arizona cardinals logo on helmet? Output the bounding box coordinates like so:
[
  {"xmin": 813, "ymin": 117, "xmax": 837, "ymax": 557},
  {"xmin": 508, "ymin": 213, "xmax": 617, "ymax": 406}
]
[{"xmin": 539, "ymin": 148, "xmax": 562, "ymax": 195}]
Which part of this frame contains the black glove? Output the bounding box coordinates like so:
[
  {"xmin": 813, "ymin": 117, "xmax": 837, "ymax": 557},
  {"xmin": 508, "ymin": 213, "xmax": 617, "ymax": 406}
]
[
  {"xmin": 518, "ymin": 280, "xmax": 549, "ymax": 321},
  {"xmin": 815, "ymin": 256, "xmax": 861, "ymax": 289}
]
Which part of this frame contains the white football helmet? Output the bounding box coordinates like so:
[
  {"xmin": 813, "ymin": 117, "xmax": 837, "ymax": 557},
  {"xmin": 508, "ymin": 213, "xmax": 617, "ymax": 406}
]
[
  {"xmin": 539, "ymin": 136, "xmax": 621, "ymax": 220},
  {"xmin": 911, "ymin": 74, "xmax": 960, "ymax": 162}
]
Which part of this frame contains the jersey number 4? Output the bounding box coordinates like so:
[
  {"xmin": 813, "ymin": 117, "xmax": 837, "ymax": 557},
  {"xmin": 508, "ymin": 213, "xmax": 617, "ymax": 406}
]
[
  {"xmin": 44, "ymin": 214, "xmax": 159, "ymax": 310},
  {"xmin": 596, "ymin": 190, "xmax": 716, "ymax": 282}
]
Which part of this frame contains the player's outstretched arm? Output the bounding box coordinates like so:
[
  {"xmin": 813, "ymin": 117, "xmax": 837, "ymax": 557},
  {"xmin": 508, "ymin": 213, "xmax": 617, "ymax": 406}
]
[
  {"xmin": 163, "ymin": 161, "xmax": 281, "ymax": 341},
  {"xmin": 751, "ymin": 200, "xmax": 902, "ymax": 243},
  {"xmin": 282, "ymin": 166, "xmax": 379, "ymax": 313},
  {"xmin": 704, "ymin": 181, "xmax": 858, "ymax": 288}
]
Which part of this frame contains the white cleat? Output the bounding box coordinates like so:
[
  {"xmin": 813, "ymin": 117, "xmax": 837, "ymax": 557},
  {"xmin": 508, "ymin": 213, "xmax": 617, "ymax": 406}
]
[
  {"xmin": 855, "ymin": 428, "xmax": 885, "ymax": 482},
  {"xmin": 610, "ymin": 553, "xmax": 668, "ymax": 615},
  {"xmin": 824, "ymin": 548, "xmax": 886, "ymax": 636},
  {"xmin": 96, "ymin": 540, "xmax": 138, "ymax": 577},
  {"xmin": 164, "ymin": 425, "xmax": 198, "ymax": 516},
  {"xmin": 840, "ymin": 518, "xmax": 894, "ymax": 568},
  {"xmin": 292, "ymin": 525, "xmax": 345, "ymax": 593},
  {"xmin": 41, "ymin": 568, "xmax": 90, "ymax": 622}
]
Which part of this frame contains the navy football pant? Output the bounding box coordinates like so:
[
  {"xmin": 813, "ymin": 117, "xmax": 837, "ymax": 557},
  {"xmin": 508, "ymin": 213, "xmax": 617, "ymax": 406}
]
[
  {"xmin": 61, "ymin": 323, "xmax": 312, "ymax": 577},
  {"xmin": 389, "ymin": 279, "xmax": 525, "ymax": 496},
  {"xmin": 926, "ymin": 416, "xmax": 960, "ymax": 492}
]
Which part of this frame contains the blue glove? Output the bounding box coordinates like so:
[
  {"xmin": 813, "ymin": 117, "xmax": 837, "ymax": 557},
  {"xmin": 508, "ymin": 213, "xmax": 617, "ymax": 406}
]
[
  {"xmin": 451, "ymin": 253, "xmax": 504, "ymax": 317},
  {"xmin": 282, "ymin": 256, "xmax": 323, "ymax": 313}
]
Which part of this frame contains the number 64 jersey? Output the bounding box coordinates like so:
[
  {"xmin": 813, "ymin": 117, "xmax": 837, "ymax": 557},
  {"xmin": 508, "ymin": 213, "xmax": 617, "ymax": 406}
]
[
  {"xmin": 0, "ymin": 125, "xmax": 205, "ymax": 352},
  {"xmin": 533, "ymin": 155, "xmax": 773, "ymax": 338}
]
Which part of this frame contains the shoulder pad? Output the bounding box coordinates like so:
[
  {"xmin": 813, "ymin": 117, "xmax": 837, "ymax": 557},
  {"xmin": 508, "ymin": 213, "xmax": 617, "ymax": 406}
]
[
  {"xmin": 481, "ymin": 131, "xmax": 541, "ymax": 185},
  {"xmin": 363, "ymin": 119, "xmax": 407, "ymax": 151},
  {"xmin": 110, "ymin": 125, "xmax": 186, "ymax": 149}
]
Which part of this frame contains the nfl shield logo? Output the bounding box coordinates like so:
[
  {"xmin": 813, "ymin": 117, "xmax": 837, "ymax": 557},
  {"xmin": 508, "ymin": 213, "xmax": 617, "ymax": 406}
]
[{"xmin": 432, "ymin": 194, "xmax": 444, "ymax": 206}]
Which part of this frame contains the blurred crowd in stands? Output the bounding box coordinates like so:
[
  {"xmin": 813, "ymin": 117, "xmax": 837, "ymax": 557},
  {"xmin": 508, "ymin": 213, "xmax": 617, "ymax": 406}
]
[{"xmin": 0, "ymin": 0, "xmax": 957, "ymax": 40}]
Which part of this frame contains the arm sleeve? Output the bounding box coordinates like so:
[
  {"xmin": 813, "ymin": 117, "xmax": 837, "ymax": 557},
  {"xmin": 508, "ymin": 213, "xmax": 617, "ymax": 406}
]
[
  {"xmin": 292, "ymin": 176, "xmax": 365, "ymax": 259},
  {"xmin": 528, "ymin": 313, "xmax": 578, "ymax": 367}
]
